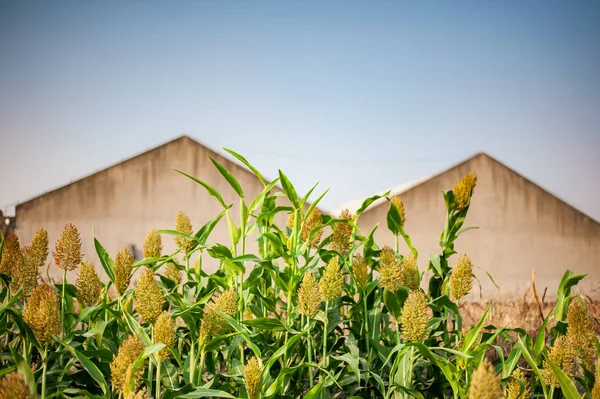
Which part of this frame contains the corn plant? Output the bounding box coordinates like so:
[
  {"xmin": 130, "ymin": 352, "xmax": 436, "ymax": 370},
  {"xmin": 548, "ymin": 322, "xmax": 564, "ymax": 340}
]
[{"xmin": 0, "ymin": 149, "xmax": 598, "ymax": 399}]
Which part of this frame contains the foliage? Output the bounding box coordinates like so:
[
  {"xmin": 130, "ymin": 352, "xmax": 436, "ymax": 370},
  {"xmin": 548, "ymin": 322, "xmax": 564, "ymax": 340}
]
[{"xmin": 0, "ymin": 151, "xmax": 598, "ymax": 399}]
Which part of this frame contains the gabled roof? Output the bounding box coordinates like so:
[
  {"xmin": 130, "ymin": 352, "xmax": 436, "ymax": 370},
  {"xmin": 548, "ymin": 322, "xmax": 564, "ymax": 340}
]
[
  {"xmin": 15, "ymin": 135, "xmax": 260, "ymax": 209},
  {"xmin": 333, "ymin": 152, "xmax": 599, "ymax": 225}
]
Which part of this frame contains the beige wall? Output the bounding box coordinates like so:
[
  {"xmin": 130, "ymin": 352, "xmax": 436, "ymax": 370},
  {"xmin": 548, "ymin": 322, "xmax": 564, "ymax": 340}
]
[
  {"xmin": 15, "ymin": 137, "xmax": 275, "ymax": 282},
  {"xmin": 356, "ymin": 154, "xmax": 600, "ymax": 299}
]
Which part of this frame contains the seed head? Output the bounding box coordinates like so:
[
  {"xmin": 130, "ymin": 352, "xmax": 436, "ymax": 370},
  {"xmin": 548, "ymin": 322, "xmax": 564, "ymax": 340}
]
[
  {"xmin": 298, "ymin": 271, "xmax": 322, "ymax": 317},
  {"xmin": 175, "ymin": 210, "xmax": 194, "ymax": 254},
  {"xmin": 10, "ymin": 246, "xmax": 38, "ymax": 296},
  {"xmin": 390, "ymin": 197, "xmax": 406, "ymax": 227},
  {"xmin": 0, "ymin": 234, "xmax": 20, "ymax": 275},
  {"xmin": 378, "ymin": 246, "xmax": 402, "ymax": 292},
  {"xmin": 505, "ymin": 368, "xmax": 531, "ymax": 399},
  {"xmin": 352, "ymin": 254, "xmax": 369, "ymax": 291},
  {"xmin": 30, "ymin": 228, "xmax": 49, "ymax": 268},
  {"xmin": 400, "ymin": 253, "xmax": 420, "ymax": 291},
  {"xmin": 244, "ymin": 357, "xmax": 262, "ymax": 399},
  {"xmin": 0, "ymin": 371, "xmax": 34, "ymax": 399},
  {"xmin": 114, "ymin": 245, "xmax": 134, "ymax": 295},
  {"xmin": 331, "ymin": 209, "xmax": 354, "ymax": 255},
  {"xmin": 199, "ymin": 288, "xmax": 238, "ymax": 341},
  {"xmin": 134, "ymin": 268, "xmax": 164, "ymax": 323},
  {"xmin": 154, "ymin": 311, "xmax": 175, "ymax": 361},
  {"xmin": 143, "ymin": 230, "xmax": 162, "ymax": 261},
  {"xmin": 76, "ymin": 261, "xmax": 102, "ymax": 308},
  {"xmin": 542, "ymin": 335, "xmax": 576, "ymax": 387},
  {"xmin": 53, "ymin": 223, "xmax": 82, "ymax": 271},
  {"xmin": 110, "ymin": 335, "xmax": 146, "ymax": 394},
  {"xmin": 319, "ymin": 257, "xmax": 344, "ymax": 301},
  {"xmin": 304, "ymin": 209, "xmax": 324, "ymax": 247},
  {"xmin": 450, "ymin": 254, "xmax": 474, "ymax": 300},
  {"xmin": 593, "ymin": 378, "xmax": 600, "ymax": 399},
  {"xmin": 453, "ymin": 172, "xmax": 477, "ymax": 211},
  {"xmin": 244, "ymin": 307, "xmax": 254, "ymax": 320},
  {"xmin": 468, "ymin": 359, "xmax": 501, "ymax": 399},
  {"xmin": 566, "ymin": 300, "xmax": 597, "ymax": 373},
  {"xmin": 400, "ymin": 290, "xmax": 431, "ymax": 342},
  {"xmin": 22, "ymin": 283, "xmax": 61, "ymax": 344},
  {"xmin": 165, "ymin": 263, "xmax": 181, "ymax": 285}
]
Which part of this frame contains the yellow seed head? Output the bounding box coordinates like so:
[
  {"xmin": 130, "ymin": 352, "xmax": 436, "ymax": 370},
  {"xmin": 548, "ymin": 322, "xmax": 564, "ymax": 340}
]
[
  {"xmin": 53, "ymin": 223, "xmax": 82, "ymax": 271},
  {"xmin": 199, "ymin": 288, "xmax": 239, "ymax": 340},
  {"xmin": 10, "ymin": 246, "xmax": 38, "ymax": 296},
  {"xmin": 400, "ymin": 290, "xmax": 431, "ymax": 342},
  {"xmin": 468, "ymin": 359, "xmax": 501, "ymax": 399},
  {"xmin": 390, "ymin": 197, "xmax": 406, "ymax": 227},
  {"xmin": 319, "ymin": 258, "xmax": 344, "ymax": 302},
  {"xmin": 304, "ymin": 209, "xmax": 324, "ymax": 247},
  {"xmin": 154, "ymin": 311, "xmax": 175, "ymax": 361},
  {"xmin": 505, "ymin": 368, "xmax": 531, "ymax": 399},
  {"xmin": 352, "ymin": 254, "xmax": 369, "ymax": 291},
  {"xmin": 244, "ymin": 357, "xmax": 262, "ymax": 399},
  {"xmin": 76, "ymin": 261, "xmax": 103, "ymax": 308},
  {"xmin": 566, "ymin": 300, "xmax": 597, "ymax": 373},
  {"xmin": 125, "ymin": 387, "xmax": 148, "ymax": 399},
  {"xmin": 143, "ymin": 229, "xmax": 162, "ymax": 261},
  {"xmin": 298, "ymin": 271, "xmax": 322, "ymax": 317},
  {"xmin": 0, "ymin": 371, "xmax": 34, "ymax": 399},
  {"xmin": 30, "ymin": 228, "xmax": 49, "ymax": 268},
  {"xmin": 331, "ymin": 209, "xmax": 354, "ymax": 255},
  {"xmin": 450, "ymin": 254, "xmax": 474, "ymax": 300},
  {"xmin": 400, "ymin": 253, "xmax": 420, "ymax": 291},
  {"xmin": 22, "ymin": 283, "xmax": 61, "ymax": 344},
  {"xmin": 0, "ymin": 234, "xmax": 20, "ymax": 275},
  {"xmin": 593, "ymin": 379, "xmax": 600, "ymax": 399},
  {"xmin": 175, "ymin": 210, "xmax": 194, "ymax": 254},
  {"xmin": 378, "ymin": 246, "xmax": 402, "ymax": 292},
  {"xmin": 165, "ymin": 263, "xmax": 182, "ymax": 285},
  {"xmin": 453, "ymin": 172, "xmax": 477, "ymax": 211},
  {"xmin": 134, "ymin": 268, "xmax": 164, "ymax": 323},
  {"xmin": 110, "ymin": 335, "xmax": 146, "ymax": 394},
  {"xmin": 114, "ymin": 245, "xmax": 134, "ymax": 295},
  {"xmin": 542, "ymin": 335, "xmax": 576, "ymax": 387},
  {"xmin": 244, "ymin": 307, "xmax": 254, "ymax": 320}
]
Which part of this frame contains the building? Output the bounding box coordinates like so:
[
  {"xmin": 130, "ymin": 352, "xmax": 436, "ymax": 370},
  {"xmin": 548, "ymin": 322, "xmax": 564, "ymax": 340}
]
[
  {"xmin": 13, "ymin": 136, "xmax": 277, "ymax": 281},
  {"xmin": 335, "ymin": 153, "xmax": 600, "ymax": 298}
]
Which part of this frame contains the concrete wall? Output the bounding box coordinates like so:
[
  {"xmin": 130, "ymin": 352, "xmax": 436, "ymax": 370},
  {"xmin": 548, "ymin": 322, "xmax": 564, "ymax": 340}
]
[
  {"xmin": 356, "ymin": 153, "xmax": 600, "ymax": 298},
  {"xmin": 15, "ymin": 136, "xmax": 276, "ymax": 282}
]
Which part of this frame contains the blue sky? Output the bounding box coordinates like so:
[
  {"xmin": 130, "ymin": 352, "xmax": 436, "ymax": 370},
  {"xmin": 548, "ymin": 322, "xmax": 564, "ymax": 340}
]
[{"xmin": 1, "ymin": 1, "xmax": 599, "ymax": 220}]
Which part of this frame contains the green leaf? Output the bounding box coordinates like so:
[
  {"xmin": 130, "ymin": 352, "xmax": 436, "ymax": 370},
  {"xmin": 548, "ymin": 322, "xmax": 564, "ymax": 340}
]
[
  {"xmin": 383, "ymin": 287, "xmax": 409, "ymax": 321},
  {"xmin": 217, "ymin": 311, "xmax": 261, "ymax": 358},
  {"xmin": 248, "ymin": 179, "xmax": 280, "ymax": 215},
  {"xmin": 210, "ymin": 157, "xmax": 244, "ymax": 198},
  {"xmin": 175, "ymin": 169, "xmax": 228, "ymax": 209},
  {"xmin": 10, "ymin": 348, "xmax": 36, "ymax": 396},
  {"xmin": 515, "ymin": 338, "xmax": 549, "ymax": 398},
  {"xmin": 242, "ymin": 317, "xmax": 285, "ymax": 331},
  {"xmin": 386, "ymin": 199, "xmax": 403, "ymax": 235},
  {"xmin": 177, "ymin": 388, "xmax": 236, "ymax": 398},
  {"xmin": 547, "ymin": 359, "xmax": 582, "ymax": 399},
  {"xmin": 60, "ymin": 340, "xmax": 109, "ymax": 394},
  {"xmin": 94, "ymin": 237, "xmax": 115, "ymax": 283},
  {"xmin": 554, "ymin": 270, "xmax": 587, "ymax": 322},
  {"xmin": 278, "ymin": 169, "xmax": 299, "ymax": 208},
  {"xmin": 355, "ymin": 191, "xmax": 390, "ymax": 218},
  {"xmin": 223, "ymin": 148, "xmax": 267, "ymax": 186}
]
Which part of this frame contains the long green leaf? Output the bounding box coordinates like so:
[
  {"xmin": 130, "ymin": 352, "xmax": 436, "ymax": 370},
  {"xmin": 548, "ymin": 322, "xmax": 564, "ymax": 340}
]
[
  {"xmin": 547, "ymin": 359, "xmax": 582, "ymax": 399},
  {"xmin": 175, "ymin": 169, "xmax": 228, "ymax": 208},
  {"xmin": 210, "ymin": 157, "xmax": 244, "ymax": 198},
  {"xmin": 278, "ymin": 169, "xmax": 299, "ymax": 208},
  {"xmin": 94, "ymin": 237, "xmax": 115, "ymax": 283},
  {"xmin": 223, "ymin": 148, "xmax": 267, "ymax": 186}
]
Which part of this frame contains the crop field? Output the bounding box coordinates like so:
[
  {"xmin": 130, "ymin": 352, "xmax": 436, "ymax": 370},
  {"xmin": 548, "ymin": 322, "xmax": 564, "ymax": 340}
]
[{"xmin": 0, "ymin": 150, "xmax": 598, "ymax": 398}]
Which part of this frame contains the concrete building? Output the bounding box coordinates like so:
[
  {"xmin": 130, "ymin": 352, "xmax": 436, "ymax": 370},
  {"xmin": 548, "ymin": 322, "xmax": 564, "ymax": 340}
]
[
  {"xmin": 335, "ymin": 153, "xmax": 600, "ymax": 298},
  {"xmin": 14, "ymin": 136, "xmax": 276, "ymax": 281}
]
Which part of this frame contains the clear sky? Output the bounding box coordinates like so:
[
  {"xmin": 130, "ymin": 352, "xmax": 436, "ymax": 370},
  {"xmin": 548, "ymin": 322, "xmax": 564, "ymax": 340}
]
[{"xmin": 1, "ymin": 1, "xmax": 599, "ymax": 220}]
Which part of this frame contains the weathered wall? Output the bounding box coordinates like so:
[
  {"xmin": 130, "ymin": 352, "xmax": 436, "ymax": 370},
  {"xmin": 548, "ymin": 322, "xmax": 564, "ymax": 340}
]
[
  {"xmin": 357, "ymin": 153, "xmax": 600, "ymax": 298},
  {"xmin": 15, "ymin": 136, "xmax": 276, "ymax": 282}
]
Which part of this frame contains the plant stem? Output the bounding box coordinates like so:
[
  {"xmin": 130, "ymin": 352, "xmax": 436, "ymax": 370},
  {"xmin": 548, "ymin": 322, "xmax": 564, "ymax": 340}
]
[
  {"xmin": 323, "ymin": 301, "xmax": 329, "ymax": 368},
  {"xmin": 189, "ymin": 340, "xmax": 195, "ymax": 384},
  {"xmin": 156, "ymin": 360, "xmax": 162, "ymax": 399},
  {"xmin": 61, "ymin": 268, "xmax": 67, "ymax": 335},
  {"xmin": 41, "ymin": 344, "xmax": 48, "ymax": 399},
  {"xmin": 198, "ymin": 349, "xmax": 206, "ymax": 387},
  {"xmin": 306, "ymin": 318, "xmax": 314, "ymax": 388}
]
